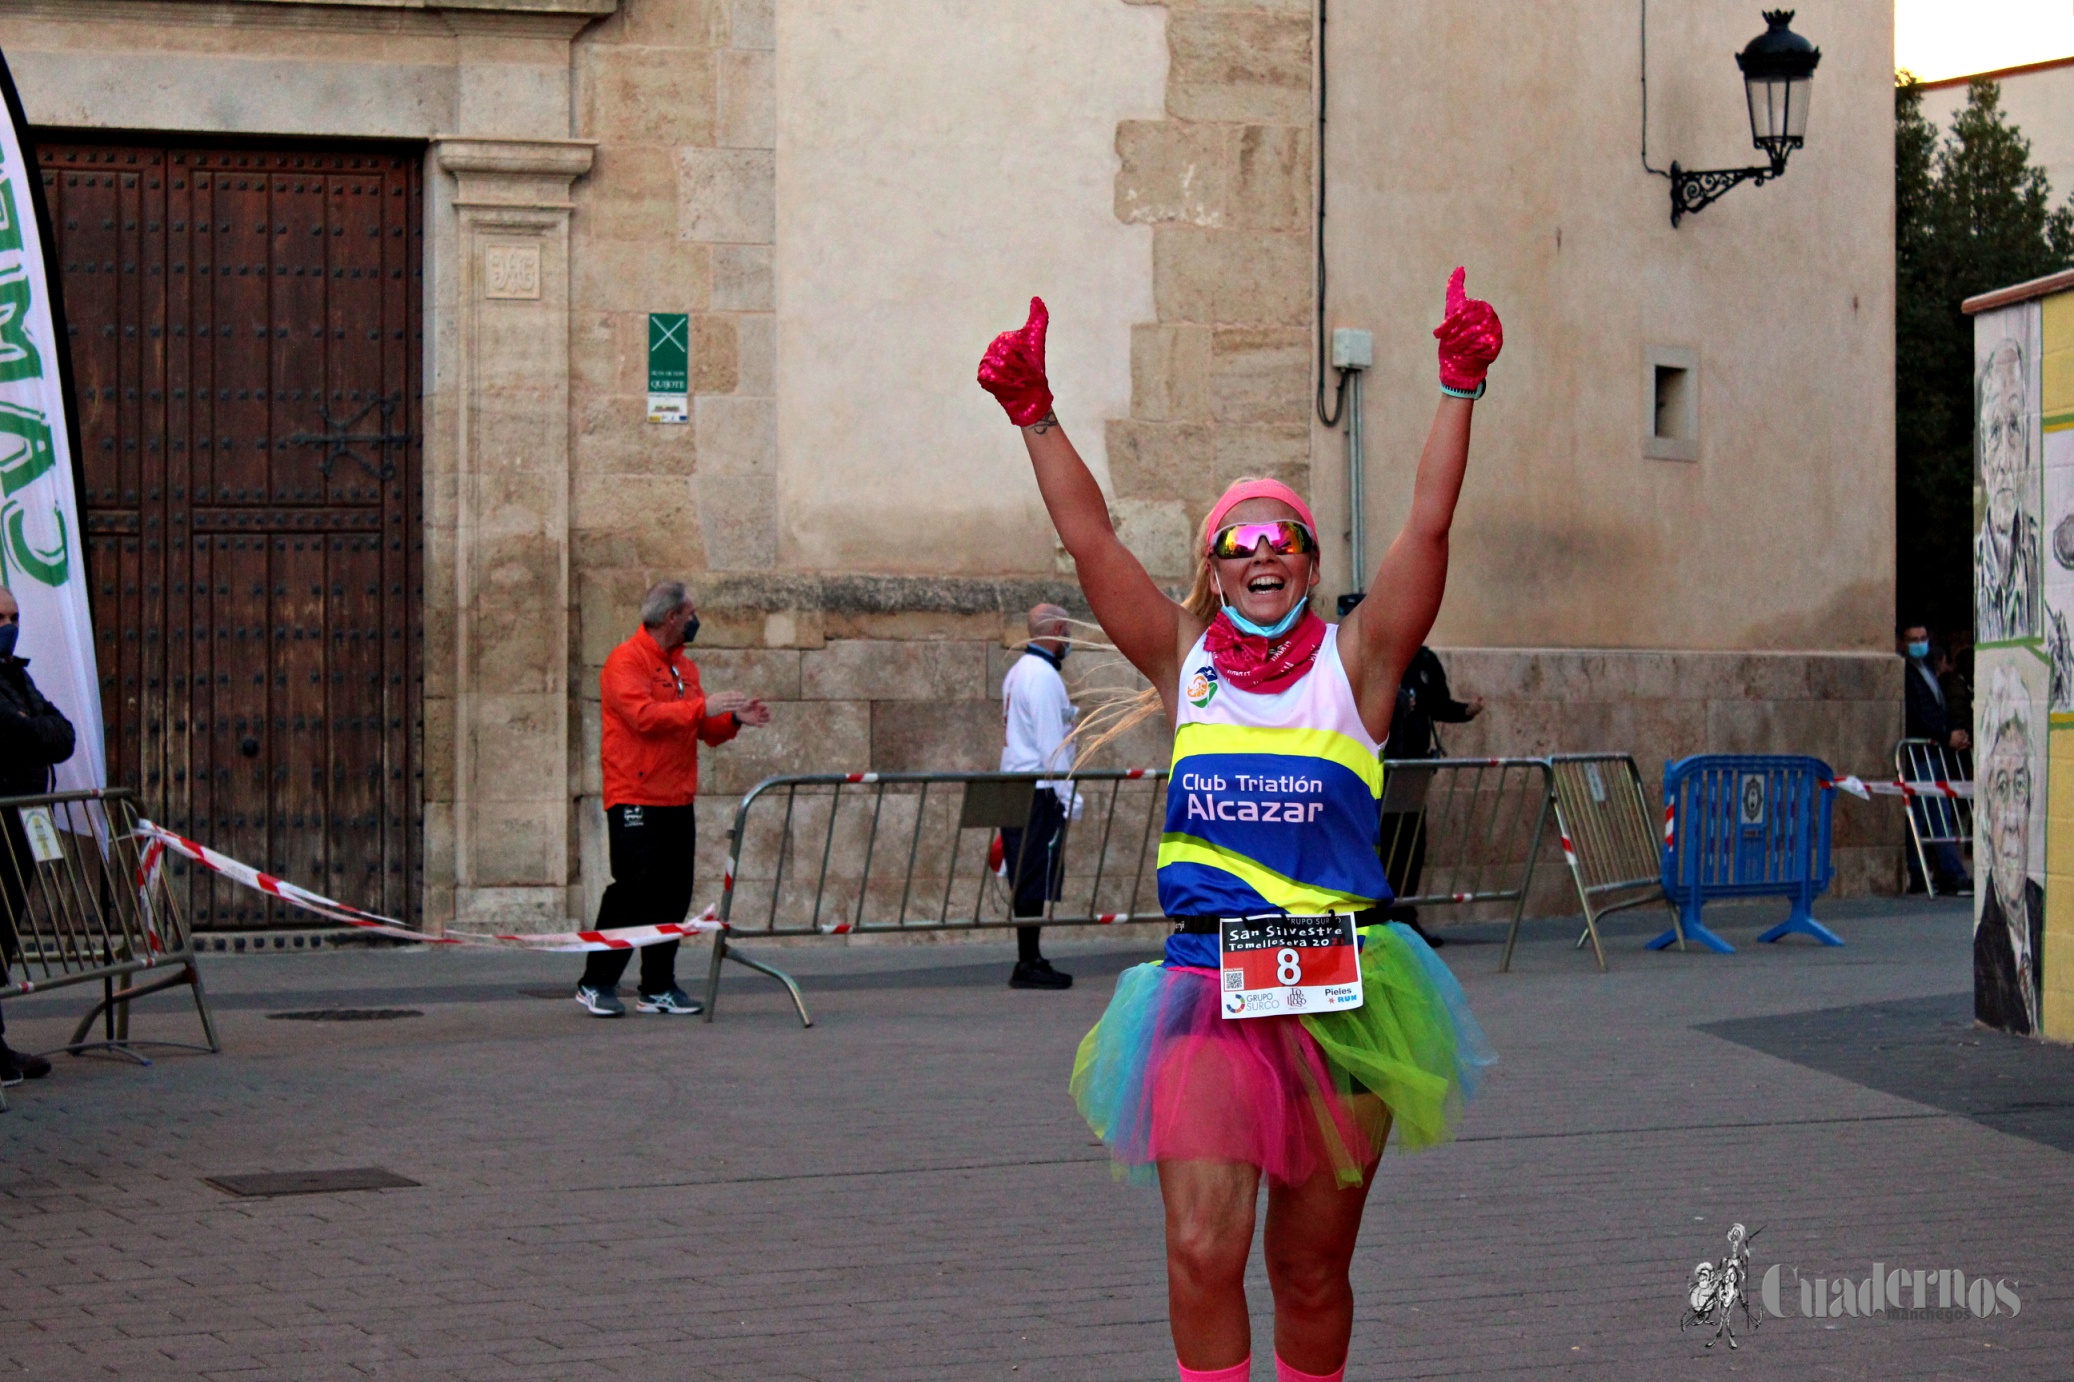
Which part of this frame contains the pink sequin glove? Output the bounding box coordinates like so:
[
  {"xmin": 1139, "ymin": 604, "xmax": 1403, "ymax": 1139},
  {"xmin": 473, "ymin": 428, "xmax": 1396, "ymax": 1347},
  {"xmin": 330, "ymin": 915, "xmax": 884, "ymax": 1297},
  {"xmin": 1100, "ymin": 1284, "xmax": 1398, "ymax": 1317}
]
[
  {"xmin": 977, "ymin": 297, "xmax": 1056, "ymax": 427},
  {"xmin": 1433, "ymin": 267, "xmax": 1503, "ymax": 397}
]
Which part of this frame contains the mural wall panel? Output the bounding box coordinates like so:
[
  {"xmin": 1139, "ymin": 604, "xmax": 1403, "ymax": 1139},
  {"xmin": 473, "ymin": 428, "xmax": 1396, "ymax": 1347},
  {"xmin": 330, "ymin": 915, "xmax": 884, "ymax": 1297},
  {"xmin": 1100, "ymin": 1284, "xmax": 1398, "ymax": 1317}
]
[
  {"xmin": 1975, "ymin": 293, "xmax": 2059, "ymax": 1040},
  {"xmin": 2041, "ymin": 289, "xmax": 2074, "ymax": 1040}
]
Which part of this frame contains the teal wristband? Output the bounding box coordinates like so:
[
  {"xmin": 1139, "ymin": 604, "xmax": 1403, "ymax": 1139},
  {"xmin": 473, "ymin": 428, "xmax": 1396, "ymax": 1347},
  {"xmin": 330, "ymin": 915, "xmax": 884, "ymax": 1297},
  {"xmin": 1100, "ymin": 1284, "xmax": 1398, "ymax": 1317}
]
[{"xmin": 1440, "ymin": 379, "xmax": 1486, "ymax": 400}]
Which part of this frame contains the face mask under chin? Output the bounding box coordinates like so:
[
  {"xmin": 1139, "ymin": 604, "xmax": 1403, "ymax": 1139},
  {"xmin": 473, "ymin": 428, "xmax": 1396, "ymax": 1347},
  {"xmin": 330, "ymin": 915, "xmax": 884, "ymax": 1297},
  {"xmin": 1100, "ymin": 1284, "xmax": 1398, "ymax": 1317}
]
[{"xmin": 1221, "ymin": 596, "xmax": 1307, "ymax": 639}]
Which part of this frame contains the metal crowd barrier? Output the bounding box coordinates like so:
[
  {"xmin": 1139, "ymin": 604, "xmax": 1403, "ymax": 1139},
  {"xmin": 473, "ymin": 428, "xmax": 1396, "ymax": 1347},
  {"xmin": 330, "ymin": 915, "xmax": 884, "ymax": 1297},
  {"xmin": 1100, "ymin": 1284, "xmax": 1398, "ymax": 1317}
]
[
  {"xmin": 1384, "ymin": 755, "xmax": 1554, "ymax": 950},
  {"xmin": 703, "ymin": 769, "xmax": 1168, "ymax": 1025},
  {"xmin": 1530, "ymin": 753, "xmax": 1672, "ymax": 972},
  {"xmin": 704, "ymin": 758, "xmax": 1579, "ymax": 1025},
  {"xmin": 0, "ymin": 789, "xmax": 220, "ymax": 1109},
  {"xmin": 1895, "ymin": 737, "xmax": 1973, "ymax": 897},
  {"xmin": 700, "ymin": 749, "xmax": 1873, "ymax": 1022},
  {"xmin": 1654, "ymin": 754, "xmax": 1841, "ymax": 953}
]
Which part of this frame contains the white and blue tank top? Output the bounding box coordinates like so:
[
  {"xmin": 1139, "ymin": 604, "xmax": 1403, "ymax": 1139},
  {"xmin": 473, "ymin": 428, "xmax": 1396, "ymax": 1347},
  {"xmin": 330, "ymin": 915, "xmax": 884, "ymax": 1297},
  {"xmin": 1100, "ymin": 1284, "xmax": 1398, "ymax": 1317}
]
[{"xmin": 1158, "ymin": 624, "xmax": 1389, "ymax": 965}]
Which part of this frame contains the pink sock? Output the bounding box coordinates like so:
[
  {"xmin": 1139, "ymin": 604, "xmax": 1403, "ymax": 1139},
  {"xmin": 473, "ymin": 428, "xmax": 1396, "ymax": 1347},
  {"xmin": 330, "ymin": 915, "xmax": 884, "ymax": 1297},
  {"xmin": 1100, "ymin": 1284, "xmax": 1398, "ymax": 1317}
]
[
  {"xmin": 1177, "ymin": 1358, "xmax": 1250, "ymax": 1382},
  {"xmin": 1273, "ymin": 1356, "xmax": 1344, "ymax": 1382}
]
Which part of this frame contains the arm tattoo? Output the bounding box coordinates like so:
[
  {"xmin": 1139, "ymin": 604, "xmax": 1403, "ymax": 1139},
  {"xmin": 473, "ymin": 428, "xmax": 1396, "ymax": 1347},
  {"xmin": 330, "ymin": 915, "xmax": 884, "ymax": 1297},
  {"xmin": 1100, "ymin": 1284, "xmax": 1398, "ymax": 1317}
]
[{"xmin": 1031, "ymin": 411, "xmax": 1059, "ymax": 435}]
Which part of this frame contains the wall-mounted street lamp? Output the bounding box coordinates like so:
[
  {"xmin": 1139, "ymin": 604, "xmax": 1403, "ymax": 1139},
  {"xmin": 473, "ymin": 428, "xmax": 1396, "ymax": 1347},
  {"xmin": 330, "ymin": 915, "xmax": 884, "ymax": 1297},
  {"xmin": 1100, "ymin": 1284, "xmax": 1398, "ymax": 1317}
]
[{"xmin": 1645, "ymin": 8, "xmax": 1822, "ymax": 227}]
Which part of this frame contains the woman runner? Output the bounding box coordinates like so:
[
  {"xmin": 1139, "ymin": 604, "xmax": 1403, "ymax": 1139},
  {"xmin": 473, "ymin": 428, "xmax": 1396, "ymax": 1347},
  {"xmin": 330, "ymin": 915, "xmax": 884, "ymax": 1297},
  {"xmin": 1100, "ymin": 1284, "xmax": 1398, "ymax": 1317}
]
[{"xmin": 975, "ymin": 269, "xmax": 1503, "ymax": 1382}]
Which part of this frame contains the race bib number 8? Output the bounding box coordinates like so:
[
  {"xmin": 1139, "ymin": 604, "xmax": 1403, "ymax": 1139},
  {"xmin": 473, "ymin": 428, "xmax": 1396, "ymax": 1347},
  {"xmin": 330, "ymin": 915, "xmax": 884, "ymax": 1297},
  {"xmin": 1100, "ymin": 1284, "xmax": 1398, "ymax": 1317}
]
[{"xmin": 1218, "ymin": 914, "xmax": 1363, "ymax": 1019}]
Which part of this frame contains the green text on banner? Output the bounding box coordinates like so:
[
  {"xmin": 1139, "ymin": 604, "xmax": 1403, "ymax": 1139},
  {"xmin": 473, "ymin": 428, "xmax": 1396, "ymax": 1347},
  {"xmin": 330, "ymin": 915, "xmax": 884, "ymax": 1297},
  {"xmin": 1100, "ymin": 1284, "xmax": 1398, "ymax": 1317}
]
[{"xmin": 0, "ymin": 47, "xmax": 104, "ymax": 792}]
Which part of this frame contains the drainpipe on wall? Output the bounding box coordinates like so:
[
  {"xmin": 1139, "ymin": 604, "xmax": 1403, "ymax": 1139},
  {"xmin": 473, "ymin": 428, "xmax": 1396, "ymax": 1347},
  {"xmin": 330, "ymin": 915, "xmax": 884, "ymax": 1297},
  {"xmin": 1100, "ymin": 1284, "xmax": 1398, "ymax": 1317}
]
[{"xmin": 1332, "ymin": 328, "xmax": 1372, "ymax": 615}]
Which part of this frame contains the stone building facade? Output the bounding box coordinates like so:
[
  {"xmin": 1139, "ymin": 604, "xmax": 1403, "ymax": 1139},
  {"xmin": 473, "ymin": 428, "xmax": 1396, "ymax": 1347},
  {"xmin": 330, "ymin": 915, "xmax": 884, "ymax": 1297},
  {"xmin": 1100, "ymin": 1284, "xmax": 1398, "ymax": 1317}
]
[{"xmin": 2, "ymin": 0, "xmax": 1904, "ymax": 929}]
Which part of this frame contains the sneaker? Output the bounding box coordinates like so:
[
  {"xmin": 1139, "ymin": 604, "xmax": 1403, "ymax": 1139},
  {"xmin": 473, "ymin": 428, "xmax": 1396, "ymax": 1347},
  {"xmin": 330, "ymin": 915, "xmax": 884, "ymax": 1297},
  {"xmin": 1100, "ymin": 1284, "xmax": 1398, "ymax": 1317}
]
[
  {"xmin": 1, "ymin": 1056, "xmax": 18, "ymax": 1089},
  {"xmin": 574, "ymin": 984, "xmax": 626, "ymax": 1018},
  {"xmin": 1, "ymin": 1046, "xmax": 50, "ymax": 1080},
  {"xmin": 635, "ymin": 987, "xmax": 704, "ymax": 1016},
  {"xmin": 1010, "ymin": 958, "xmax": 1073, "ymax": 990}
]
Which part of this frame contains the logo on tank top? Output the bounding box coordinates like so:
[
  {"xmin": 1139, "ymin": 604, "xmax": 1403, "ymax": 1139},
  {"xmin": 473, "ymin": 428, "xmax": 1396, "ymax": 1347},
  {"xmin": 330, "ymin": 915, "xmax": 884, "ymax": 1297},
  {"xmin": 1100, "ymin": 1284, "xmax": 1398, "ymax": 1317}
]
[{"xmin": 1185, "ymin": 663, "xmax": 1219, "ymax": 708}]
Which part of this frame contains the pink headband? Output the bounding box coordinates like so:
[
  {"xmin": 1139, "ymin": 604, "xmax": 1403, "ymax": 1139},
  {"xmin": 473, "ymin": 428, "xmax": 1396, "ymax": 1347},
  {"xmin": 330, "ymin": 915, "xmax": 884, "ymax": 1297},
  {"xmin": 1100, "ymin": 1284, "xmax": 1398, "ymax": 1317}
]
[{"xmin": 1205, "ymin": 479, "xmax": 1318, "ymax": 546}]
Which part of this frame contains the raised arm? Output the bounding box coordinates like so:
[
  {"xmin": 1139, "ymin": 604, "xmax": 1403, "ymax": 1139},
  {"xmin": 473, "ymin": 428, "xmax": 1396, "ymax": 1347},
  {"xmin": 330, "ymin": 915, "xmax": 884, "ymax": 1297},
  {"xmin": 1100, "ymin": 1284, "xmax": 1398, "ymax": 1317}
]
[
  {"xmin": 1343, "ymin": 269, "xmax": 1502, "ymax": 727},
  {"xmin": 980, "ymin": 299, "xmax": 1187, "ymax": 699}
]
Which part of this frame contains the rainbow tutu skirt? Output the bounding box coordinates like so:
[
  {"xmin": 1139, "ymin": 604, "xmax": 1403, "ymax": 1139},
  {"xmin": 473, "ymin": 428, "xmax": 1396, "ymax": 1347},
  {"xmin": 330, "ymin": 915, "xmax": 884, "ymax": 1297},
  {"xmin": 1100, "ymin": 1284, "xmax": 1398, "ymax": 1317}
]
[{"xmin": 1069, "ymin": 922, "xmax": 1495, "ymax": 1188}]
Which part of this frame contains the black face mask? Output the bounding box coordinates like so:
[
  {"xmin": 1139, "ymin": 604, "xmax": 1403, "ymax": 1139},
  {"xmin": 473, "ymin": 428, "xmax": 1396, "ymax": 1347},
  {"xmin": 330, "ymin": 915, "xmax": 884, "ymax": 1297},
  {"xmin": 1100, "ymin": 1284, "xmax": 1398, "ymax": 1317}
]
[
  {"xmin": 0, "ymin": 623, "xmax": 16, "ymax": 659},
  {"xmin": 682, "ymin": 613, "xmax": 700, "ymax": 647}
]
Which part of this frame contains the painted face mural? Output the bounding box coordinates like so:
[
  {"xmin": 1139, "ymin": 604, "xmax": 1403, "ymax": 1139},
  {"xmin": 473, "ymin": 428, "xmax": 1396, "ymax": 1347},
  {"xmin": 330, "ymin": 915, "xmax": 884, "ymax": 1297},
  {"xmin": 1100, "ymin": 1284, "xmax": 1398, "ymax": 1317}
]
[
  {"xmin": 1976, "ymin": 338, "xmax": 2040, "ymax": 644},
  {"xmin": 1983, "ymin": 725, "xmax": 2030, "ymax": 924},
  {"xmin": 1976, "ymin": 663, "xmax": 2042, "ymax": 1036},
  {"xmin": 1980, "ymin": 340, "xmax": 2028, "ymax": 535}
]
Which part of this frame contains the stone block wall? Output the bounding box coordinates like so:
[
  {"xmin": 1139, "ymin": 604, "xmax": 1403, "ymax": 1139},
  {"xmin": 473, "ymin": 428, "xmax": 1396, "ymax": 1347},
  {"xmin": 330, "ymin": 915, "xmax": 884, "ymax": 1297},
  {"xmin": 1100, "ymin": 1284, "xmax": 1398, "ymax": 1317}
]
[
  {"xmin": 573, "ymin": 577, "xmax": 1187, "ymax": 923},
  {"xmin": 1432, "ymin": 648, "xmax": 1909, "ymax": 898},
  {"xmin": 1108, "ymin": 0, "xmax": 1316, "ymax": 580},
  {"xmin": 568, "ymin": 0, "xmax": 776, "ymax": 591},
  {"xmin": 578, "ymin": 632, "xmax": 1908, "ymax": 927},
  {"xmin": 563, "ymin": 0, "xmax": 1908, "ymax": 925}
]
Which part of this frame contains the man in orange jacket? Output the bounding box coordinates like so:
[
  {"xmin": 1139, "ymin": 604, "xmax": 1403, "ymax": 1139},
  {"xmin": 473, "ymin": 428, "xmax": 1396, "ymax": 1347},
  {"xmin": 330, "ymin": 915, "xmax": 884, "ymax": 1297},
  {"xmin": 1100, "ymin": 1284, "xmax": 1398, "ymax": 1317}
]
[{"xmin": 575, "ymin": 580, "xmax": 771, "ymax": 1017}]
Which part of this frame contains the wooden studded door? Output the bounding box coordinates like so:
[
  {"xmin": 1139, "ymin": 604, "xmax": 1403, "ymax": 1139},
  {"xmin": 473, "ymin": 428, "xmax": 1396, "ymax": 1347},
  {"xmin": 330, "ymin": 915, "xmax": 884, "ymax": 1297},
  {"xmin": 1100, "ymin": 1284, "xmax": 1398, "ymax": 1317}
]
[{"xmin": 38, "ymin": 139, "xmax": 425, "ymax": 931}]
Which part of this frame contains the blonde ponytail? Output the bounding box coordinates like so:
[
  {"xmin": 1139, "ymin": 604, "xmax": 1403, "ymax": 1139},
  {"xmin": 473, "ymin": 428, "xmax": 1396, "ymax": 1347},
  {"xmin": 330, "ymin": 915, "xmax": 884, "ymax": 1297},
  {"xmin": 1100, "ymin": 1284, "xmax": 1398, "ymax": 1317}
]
[{"xmin": 1068, "ymin": 483, "xmax": 1271, "ymax": 765}]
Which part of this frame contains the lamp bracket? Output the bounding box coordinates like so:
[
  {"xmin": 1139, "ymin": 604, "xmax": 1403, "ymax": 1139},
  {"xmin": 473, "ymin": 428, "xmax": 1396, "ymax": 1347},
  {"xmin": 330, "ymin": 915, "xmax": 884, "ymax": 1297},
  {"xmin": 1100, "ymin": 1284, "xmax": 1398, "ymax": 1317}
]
[{"xmin": 1668, "ymin": 148, "xmax": 1793, "ymax": 227}]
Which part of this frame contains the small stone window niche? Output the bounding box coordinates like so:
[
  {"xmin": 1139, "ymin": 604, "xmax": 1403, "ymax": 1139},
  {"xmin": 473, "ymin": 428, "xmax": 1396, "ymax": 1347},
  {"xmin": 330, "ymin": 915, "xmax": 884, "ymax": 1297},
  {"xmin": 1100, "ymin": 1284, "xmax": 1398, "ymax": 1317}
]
[{"xmin": 1644, "ymin": 345, "xmax": 1699, "ymax": 462}]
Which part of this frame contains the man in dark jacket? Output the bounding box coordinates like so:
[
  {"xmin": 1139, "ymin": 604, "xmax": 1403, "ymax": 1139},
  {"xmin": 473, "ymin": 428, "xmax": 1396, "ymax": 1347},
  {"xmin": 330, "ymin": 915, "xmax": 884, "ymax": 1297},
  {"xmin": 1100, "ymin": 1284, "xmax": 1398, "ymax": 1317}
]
[
  {"xmin": 1900, "ymin": 624, "xmax": 1972, "ymax": 894},
  {"xmin": 1383, "ymin": 647, "xmax": 1482, "ymax": 946},
  {"xmin": 1389, "ymin": 645, "xmax": 1484, "ymax": 762},
  {"xmin": 1, "ymin": 587, "xmax": 76, "ymax": 1085},
  {"xmin": 1901, "ymin": 624, "xmax": 1968, "ymax": 751}
]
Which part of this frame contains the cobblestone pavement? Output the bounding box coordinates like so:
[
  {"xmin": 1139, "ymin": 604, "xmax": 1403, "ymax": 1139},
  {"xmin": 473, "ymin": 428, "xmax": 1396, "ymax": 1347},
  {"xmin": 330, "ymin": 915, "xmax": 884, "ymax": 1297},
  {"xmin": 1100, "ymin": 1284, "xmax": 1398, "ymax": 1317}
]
[{"xmin": 2, "ymin": 899, "xmax": 2069, "ymax": 1381}]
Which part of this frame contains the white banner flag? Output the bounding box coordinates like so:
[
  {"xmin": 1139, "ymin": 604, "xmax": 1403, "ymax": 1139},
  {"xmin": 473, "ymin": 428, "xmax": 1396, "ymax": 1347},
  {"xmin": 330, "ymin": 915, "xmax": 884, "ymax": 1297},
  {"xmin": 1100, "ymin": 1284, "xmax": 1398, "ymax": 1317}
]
[{"xmin": 0, "ymin": 51, "xmax": 103, "ymax": 793}]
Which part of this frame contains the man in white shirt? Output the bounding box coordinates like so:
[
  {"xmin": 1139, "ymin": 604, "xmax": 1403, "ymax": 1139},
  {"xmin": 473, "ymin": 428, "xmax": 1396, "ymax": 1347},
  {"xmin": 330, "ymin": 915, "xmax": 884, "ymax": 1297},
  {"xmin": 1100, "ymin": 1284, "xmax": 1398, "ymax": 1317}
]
[{"xmin": 999, "ymin": 603, "xmax": 1079, "ymax": 989}]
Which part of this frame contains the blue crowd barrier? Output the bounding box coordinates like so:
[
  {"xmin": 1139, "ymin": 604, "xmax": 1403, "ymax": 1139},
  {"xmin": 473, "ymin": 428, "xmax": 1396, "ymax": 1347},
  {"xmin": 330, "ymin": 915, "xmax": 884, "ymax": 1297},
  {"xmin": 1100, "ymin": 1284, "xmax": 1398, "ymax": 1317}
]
[{"xmin": 1654, "ymin": 754, "xmax": 1843, "ymax": 953}]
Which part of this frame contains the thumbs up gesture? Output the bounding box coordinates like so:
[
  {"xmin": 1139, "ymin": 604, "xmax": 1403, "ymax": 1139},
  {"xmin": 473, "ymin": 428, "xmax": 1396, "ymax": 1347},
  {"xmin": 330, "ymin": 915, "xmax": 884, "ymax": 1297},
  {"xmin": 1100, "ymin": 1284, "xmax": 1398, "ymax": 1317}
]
[
  {"xmin": 977, "ymin": 297, "xmax": 1056, "ymax": 427},
  {"xmin": 1433, "ymin": 267, "xmax": 1503, "ymax": 396}
]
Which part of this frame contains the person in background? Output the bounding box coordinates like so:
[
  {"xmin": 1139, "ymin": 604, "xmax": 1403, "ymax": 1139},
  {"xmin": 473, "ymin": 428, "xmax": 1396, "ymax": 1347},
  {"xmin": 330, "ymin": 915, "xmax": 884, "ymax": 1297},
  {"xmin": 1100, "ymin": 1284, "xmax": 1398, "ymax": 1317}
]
[
  {"xmin": 1380, "ymin": 645, "xmax": 1482, "ymax": 947},
  {"xmin": 0, "ymin": 587, "xmax": 74, "ymax": 1086},
  {"xmin": 1388, "ymin": 645, "xmax": 1484, "ymax": 763},
  {"xmin": 1902, "ymin": 624, "xmax": 1969, "ymax": 753},
  {"xmin": 574, "ymin": 581, "xmax": 770, "ymax": 1018},
  {"xmin": 1900, "ymin": 623, "xmax": 1972, "ymax": 895},
  {"xmin": 998, "ymin": 603, "xmax": 1079, "ymax": 990}
]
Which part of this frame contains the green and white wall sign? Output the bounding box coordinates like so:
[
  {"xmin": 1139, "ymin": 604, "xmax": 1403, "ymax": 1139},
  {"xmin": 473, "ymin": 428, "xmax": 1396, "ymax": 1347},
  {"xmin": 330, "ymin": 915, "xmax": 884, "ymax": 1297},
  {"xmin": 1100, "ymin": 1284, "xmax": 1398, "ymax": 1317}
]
[{"xmin": 647, "ymin": 311, "xmax": 689, "ymax": 424}]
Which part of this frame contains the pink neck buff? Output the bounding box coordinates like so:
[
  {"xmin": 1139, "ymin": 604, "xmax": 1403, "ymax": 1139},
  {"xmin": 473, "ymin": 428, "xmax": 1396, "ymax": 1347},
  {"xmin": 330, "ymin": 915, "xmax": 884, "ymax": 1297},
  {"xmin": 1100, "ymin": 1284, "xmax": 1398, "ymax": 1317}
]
[
  {"xmin": 1203, "ymin": 478, "xmax": 1326, "ymax": 695},
  {"xmin": 1204, "ymin": 609, "xmax": 1326, "ymax": 694}
]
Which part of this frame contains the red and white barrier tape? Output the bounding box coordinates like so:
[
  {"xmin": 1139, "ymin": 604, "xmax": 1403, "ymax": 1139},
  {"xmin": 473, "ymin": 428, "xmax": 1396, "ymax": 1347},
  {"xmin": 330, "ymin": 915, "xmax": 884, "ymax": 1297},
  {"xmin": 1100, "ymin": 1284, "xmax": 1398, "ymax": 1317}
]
[
  {"xmin": 134, "ymin": 821, "xmax": 722, "ymax": 952},
  {"xmin": 1822, "ymin": 776, "xmax": 1973, "ymax": 802},
  {"xmin": 134, "ymin": 834, "xmax": 168, "ymax": 951}
]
